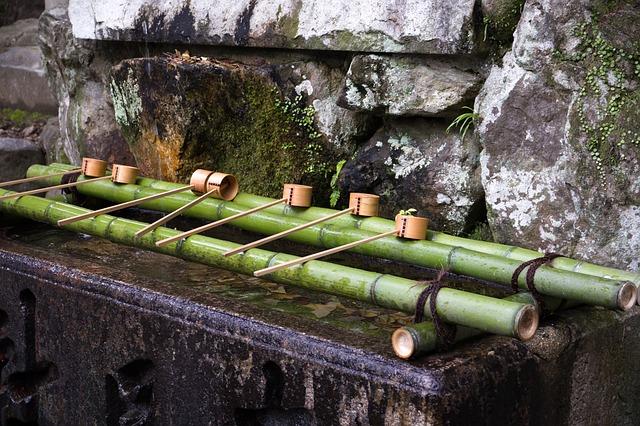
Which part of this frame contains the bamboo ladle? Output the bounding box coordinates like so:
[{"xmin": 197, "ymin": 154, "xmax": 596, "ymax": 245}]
[
  {"xmin": 0, "ymin": 158, "xmax": 111, "ymax": 201},
  {"xmin": 223, "ymin": 192, "xmax": 381, "ymax": 257},
  {"xmin": 253, "ymin": 213, "xmax": 429, "ymax": 277},
  {"xmin": 57, "ymin": 168, "xmax": 238, "ymax": 227},
  {"xmin": 155, "ymin": 183, "xmax": 317, "ymax": 247},
  {"xmin": 134, "ymin": 170, "xmax": 238, "ymax": 238}
]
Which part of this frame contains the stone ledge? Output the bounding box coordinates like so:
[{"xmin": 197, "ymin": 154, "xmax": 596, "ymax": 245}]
[{"xmin": 68, "ymin": 0, "xmax": 477, "ymax": 54}]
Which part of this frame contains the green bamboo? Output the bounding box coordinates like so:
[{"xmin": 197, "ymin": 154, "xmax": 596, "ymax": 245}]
[
  {"xmin": 0, "ymin": 188, "xmax": 539, "ymax": 339},
  {"xmin": 28, "ymin": 165, "xmax": 637, "ymax": 310},
  {"xmin": 67, "ymin": 162, "xmax": 635, "ymax": 285},
  {"xmin": 392, "ymin": 292, "xmax": 581, "ymax": 358}
]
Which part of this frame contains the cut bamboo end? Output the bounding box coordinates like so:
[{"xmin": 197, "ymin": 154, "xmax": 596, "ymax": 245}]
[
  {"xmin": 617, "ymin": 282, "xmax": 637, "ymax": 310},
  {"xmin": 111, "ymin": 164, "xmax": 139, "ymax": 184},
  {"xmin": 391, "ymin": 328, "xmax": 417, "ymax": 359},
  {"xmin": 81, "ymin": 158, "xmax": 108, "ymax": 177},
  {"xmin": 189, "ymin": 169, "xmax": 214, "ymax": 193},
  {"xmin": 395, "ymin": 215, "xmax": 429, "ymax": 240},
  {"xmin": 207, "ymin": 172, "xmax": 239, "ymax": 201},
  {"xmin": 349, "ymin": 193, "xmax": 379, "ymax": 217},
  {"xmin": 514, "ymin": 305, "xmax": 539, "ymax": 341},
  {"xmin": 283, "ymin": 184, "xmax": 313, "ymax": 207}
]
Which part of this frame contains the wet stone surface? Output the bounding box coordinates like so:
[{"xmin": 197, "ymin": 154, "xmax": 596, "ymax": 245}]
[{"xmin": 0, "ymin": 220, "xmax": 638, "ymax": 424}]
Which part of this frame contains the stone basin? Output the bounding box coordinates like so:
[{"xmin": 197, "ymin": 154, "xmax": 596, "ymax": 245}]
[{"xmin": 0, "ymin": 214, "xmax": 638, "ymax": 424}]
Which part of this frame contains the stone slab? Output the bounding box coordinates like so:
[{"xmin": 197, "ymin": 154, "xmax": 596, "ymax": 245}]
[
  {"xmin": 0, "ymin": 18, "xmax": 39, "ymax": 50},
  {"xmin": 0, "ymin": 222, "xmax": 639, "ymax": 423},
  {"xmin": 68, "ymin": 0, "xmax": 477, "ymax": 54},
  {"xmin": 0, "ymin": 46, "xmax": 57, "ymax": 113}
]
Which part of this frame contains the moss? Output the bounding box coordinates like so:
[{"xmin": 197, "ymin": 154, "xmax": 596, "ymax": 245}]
[
  {"xmin": 177, "ymin": 68, "xmax": 336, "ymax": 203},
  {"xmin": 482, "ymin": 0, "xmax": 526, "ymax": 50},
  {"xmin": 0, "ymin": 108, "xmax": 48, "ymax": 125},
  {"xmin": 276, "ymin": 0, "xmax": 301, "ymax": 39},
  {"xmin": 557, "ymin": 9, "xmax": 640, "ymax": 184}
]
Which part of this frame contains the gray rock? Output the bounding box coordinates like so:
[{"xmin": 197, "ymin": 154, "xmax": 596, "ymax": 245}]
[
  {"xmin": 340, "ymin": 55, "xmax": 483, "ymax": 117},
  {"xmin": 40, "ymin": 115, "xmax": 62, "ymax": 163},
  {"xmin": 0, "ymin": 0, "xmax": 44, "ymax": 26},
  {"xmin": 0, "ymin": 46, "xmax": 57, "ymax": 113},
  {"xmin": 38, "ymin": 8, "xmax": 134, "ymax": 165},
  {"xmin": 476, "ymin": 0, "xmax": 640, "ymax": 270},
  {"xmin": 272, "ymin": 60, "xmax": 376, "ymax": 154},
  {"xmin": 0, "ymin": 137, "xmax": 44, "ymax": 190},
  {"xmin": 0, "ymin": 18, "xmax": 39, "ymax": 50},
  {"xmin": 339, "ymin": 119, "xmax": 483, "ymax": 234},
  {"xmin": 67, "ymin": 0, "xmax": 477, "ymax": 54},
  {"xmin": 45, "ymin": 0, "xmax": 68, "ymax": 10}
]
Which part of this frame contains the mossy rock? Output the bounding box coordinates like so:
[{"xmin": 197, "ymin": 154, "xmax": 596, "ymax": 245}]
[{"xmin": 110, "ymin": 56, "xmax": 338, "ymax": 203}]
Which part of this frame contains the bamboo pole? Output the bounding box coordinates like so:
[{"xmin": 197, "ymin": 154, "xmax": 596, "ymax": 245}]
[
  {"xmin": 57, "ymin": 185, "xmax": 192, "ymax": 226},
  {"xmin": 156, "ymin": 197, "xmax": 289, "ymax": 247},
  {"xmin": 83, "ymin": 164, "xmax": 638, "ymax": 285},
  {"xmin": 392, "ymin": 292, "xmax": 582, "ymax": 358},
  {"xmin": 25, "ymin": 164, "xmax": 638, "ymax": 310},
  {"xmin": 135, "ymin": 187, "xmax": 218, "ymax": 238},
  {"xmin": 254, "ymin": 229, "xmax": 397, "ymax": 276},
  {"xmin": 0, "ymin": 187, "xmax": 539, "ymax": 340},
  {"xmin": 0, "ymin": 175, "xmax": 112, "ymax": 201},
  {"xmin": 0, "ymin": 168, "xmax": 82, "ymax": 188},
  {"xmin": 223, "ymin": 207, "xmax": 354, "ymax": 256}
]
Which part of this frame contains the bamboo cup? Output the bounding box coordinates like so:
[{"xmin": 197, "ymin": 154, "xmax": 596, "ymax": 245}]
[
  {"xmin": 155, "ymin": 184, "xmax": 316, "ymax": 247},
  {"xmin": 0, "ymin": 158, "xmax": 110, "ymax": 201},
  {"xmin": 223, "ymin": 192, "xmax": 380, "ymax": 257},
  {"xmin": 134, "ymin": 170, "xmax": 238, "ymax": 238},
  {"xmin": 253, "ymin": 214, "xmax": 428, "ymax": 277},
  {"xmin": 56, "ymin": 164, "xmax": 142, "ymax": 226}
]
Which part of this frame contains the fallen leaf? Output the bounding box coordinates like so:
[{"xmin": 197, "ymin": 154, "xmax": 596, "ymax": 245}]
[{"xmin": 307, "ymin": 301, "xmax": 340, "ymax": 318}]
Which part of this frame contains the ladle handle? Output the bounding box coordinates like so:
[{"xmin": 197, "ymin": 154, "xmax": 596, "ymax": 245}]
[
  {"xmin": 0, "ymin": 175, "xmax": 111, "ymax": 201},
  {"xmin": 0, "ymin": 168, "xmax": 83, "ymax": 188},
  {"xmin": 155, "ymin": 197, "xmax": 288, "ymax": 247},
  {"xmin": 224, "ymin": 207, "xmax": 354, "ymax": 257},
  {"xmin": 135, "ymin": 185, "xmax": 214, "ymax": 238},
  {"xmin": 57, "ymin": 185, "xmax": 193, "ymax": 227},
  {"xmin": 254, "ymin": 229, "xmax": 398, "ymax": 277}
]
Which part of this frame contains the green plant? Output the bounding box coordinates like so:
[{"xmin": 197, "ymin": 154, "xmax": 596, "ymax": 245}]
[
  {"xmin": 446, "ymin": 107, "xmax": 479, "ymax": 141},
  {"xmin": 329, "ymin": 159, "xmax": 346, "ymax": 207},
  {"xmin": 557, "ymin": 14, "xmax": 640, "ymax": 184},
  {"xmin": 397, "ymin": 208, "xmax": 417, "ymax": 216}
]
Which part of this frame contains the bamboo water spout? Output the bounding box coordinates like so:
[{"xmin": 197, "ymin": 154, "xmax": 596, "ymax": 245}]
[
  {"xmin": 0, "ymin": 187, "xmax": 540, "ymax": 340},
  {"xmin": 24, "ymin": 164, "xmax": 638, "ymax": 310}
]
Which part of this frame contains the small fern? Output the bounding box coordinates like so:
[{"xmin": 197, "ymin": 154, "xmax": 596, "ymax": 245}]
[
  {"xmin": 397, "ymin": 208, "xmax": 417, "ymax": 216},
  {"xmin": 329, "ymin": 159, "xmax": 346, "ymax": 207},
  {"xmin": 446, "ymin": 107, "xmax": 479, "ymax": 141}
]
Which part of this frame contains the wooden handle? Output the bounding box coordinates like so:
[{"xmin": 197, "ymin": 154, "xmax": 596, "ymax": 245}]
[
  {"xmin": 155, "ymin": 197, "xmax": 288, "ymax": 247},
  {"xmin": 253, "ymin": 229, "xmax": 398, "ymax": 277},
  {"xmin": 0, "ymin": 168, "xmax": 83, "ymax": 188},
  {"xmin": 134, "ymin": 185, "xmax": 214, "ymax": 238},
  {"xmin": 224, "ymin": 207, "xmax": 355, "ymax": 257},
  {"xmin": 57, "ymin": 185, "xmax": 193, "ymax": 227},
  {"xmin": 0, "ymin": 175, "xmax": 112, "ymax": 201}
]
